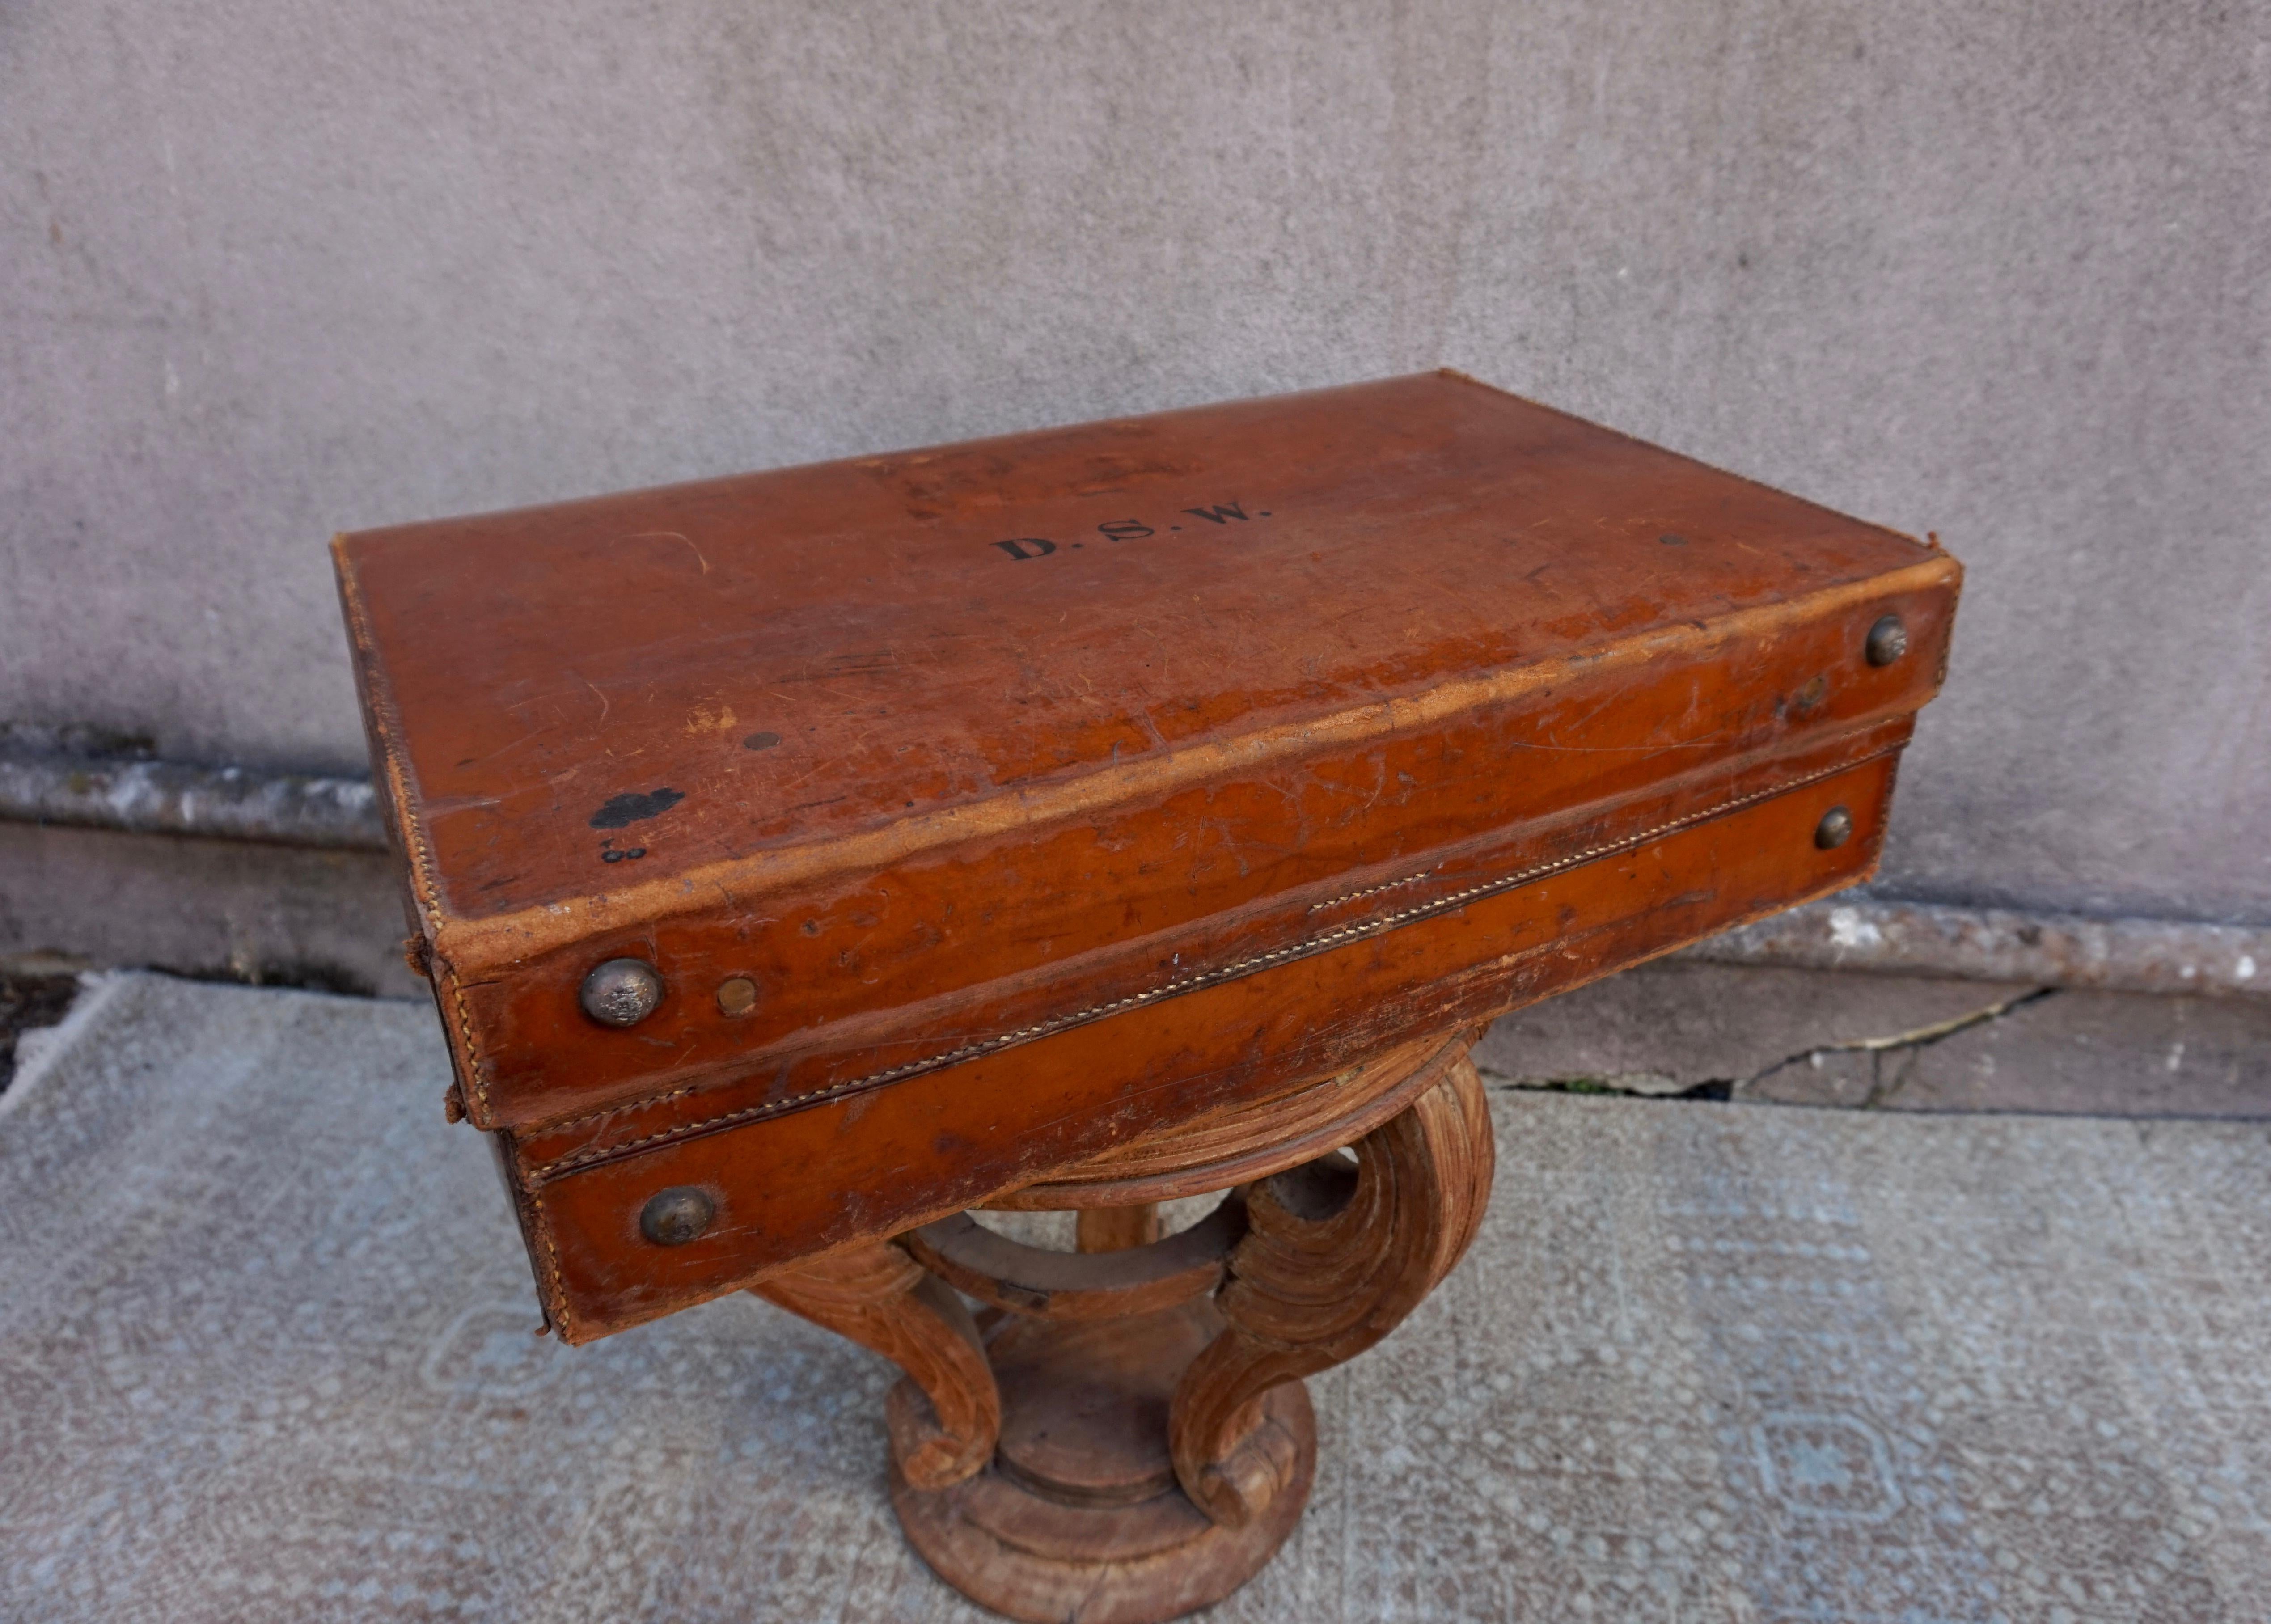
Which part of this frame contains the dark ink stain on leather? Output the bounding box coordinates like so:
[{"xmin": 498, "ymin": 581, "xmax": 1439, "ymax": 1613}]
[
  {"xmin": 742, "ymin": 731, "xmax": 782, "ymax": 751},
  {"xmin": 590, "ymin": 788, "xmax": 685, "ymax": 829},
  {"xmin": 1658, "ymin": 533, "xmax": 1688, "ymax": 546}
]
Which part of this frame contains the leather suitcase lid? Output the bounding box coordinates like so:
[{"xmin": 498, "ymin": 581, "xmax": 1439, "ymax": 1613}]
[{"xmin": 335, "ymin": 371, "xmax": 1957, "ymax": 1130}]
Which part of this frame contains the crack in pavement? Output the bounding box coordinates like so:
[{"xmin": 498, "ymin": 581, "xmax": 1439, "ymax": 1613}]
[
  {"xmin": 1480, "ymin": 986, "xmax": 2062, "ymax": 1108},
  {"xmin": 1736, "ymin": 985, "xmax": 2060, "ymax": 1106}
]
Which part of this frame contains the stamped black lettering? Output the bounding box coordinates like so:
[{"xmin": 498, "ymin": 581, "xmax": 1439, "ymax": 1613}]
[{"xmin": 984, "ymin": 506, "xmax": 1269, "ymax": 568}]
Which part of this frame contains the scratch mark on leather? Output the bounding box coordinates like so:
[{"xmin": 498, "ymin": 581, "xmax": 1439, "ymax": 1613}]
[{"xmin": 526, "ymin": 750, "xmax": 1887, "ymax": 1185}]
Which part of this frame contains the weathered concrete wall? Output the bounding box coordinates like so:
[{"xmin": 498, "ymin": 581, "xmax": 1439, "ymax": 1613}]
[{"xmin": 5, "ymin": 1, "xmax": 2267, "ymax": 922}]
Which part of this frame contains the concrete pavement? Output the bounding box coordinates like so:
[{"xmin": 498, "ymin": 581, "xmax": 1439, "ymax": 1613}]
[{"xmin": 2, "ymin": 973, "xmax": 2267, "ymax": 1621}]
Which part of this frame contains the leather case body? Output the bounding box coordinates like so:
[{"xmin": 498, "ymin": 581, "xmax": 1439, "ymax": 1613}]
[{"xmin": 334, "ymin": 372, "xmax": 1960, "ymax": 1341}]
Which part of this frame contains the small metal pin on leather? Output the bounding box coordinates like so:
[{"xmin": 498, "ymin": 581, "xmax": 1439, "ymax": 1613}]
[
  {"xmin": 716, "ymin": 976, "xmax": 758, "ymax": 1017},
  {"xmin": 640, "ymin": 1187, "xmax": 716, "ymax": 1247},
  {"xmin": 1815, "ymin": 806, "xmax": 1855, "ymax": 849},
  {"xmin": 580, "ymin": 957, "xmax": 664, "ymax": 1027},
  {"xmin": 1865, "ymin": 614, "xmax": 1908, "ymax": 666}
]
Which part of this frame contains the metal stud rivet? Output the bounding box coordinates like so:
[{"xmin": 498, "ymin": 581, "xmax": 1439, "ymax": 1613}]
[
  {"xmin": 1815, "ymin": 805, "xmax": 1854, "ymax": 849},
  {"xmin": 1865, "ymin": 614, "xmax": 1908, "ymax": 666},
  {"xmin": 639, "ymin": 1186, "xmax": 715, "ymax": 1247},
  {"xmin": 580, "ymin": 957, "xmax": 664, "ymax": 1027},
  {"xmin": 716, "ymin": 976, "xmax": 758, "ymax": 1017}
]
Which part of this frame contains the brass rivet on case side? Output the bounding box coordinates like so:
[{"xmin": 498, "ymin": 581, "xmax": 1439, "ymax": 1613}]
[
  {"xmin": 1815, "ymin": 806, "xmax": 1855, "ymax": 849},
  {"xmin": 1865, "ymin": 614, "xmax": 1908, "ymax": 666},
  {"xmin": 716, "ymin": 977, "xmax": 758, "ymax": 1017}
]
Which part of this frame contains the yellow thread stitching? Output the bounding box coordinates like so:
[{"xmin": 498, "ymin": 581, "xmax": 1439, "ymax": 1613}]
[
  {"xmin": 1308, "ymin": 865, "xmax": 1441, "ymax": 912},
  {"xmin": 527, "ymin": 1187, "xmax": 576, "ymax": 1339},
  {"xmin": 527, "ymin": 752, "xmax": 1882, "ymax": 1185},
  {"xmin": 344, "ymin": 572, "xmax": 494, "ymax": 1115}
]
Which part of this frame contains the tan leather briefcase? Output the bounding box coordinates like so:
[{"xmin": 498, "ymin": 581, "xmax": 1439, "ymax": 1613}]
[{"xmin": 335, "ymin": 371, "xmax": 1958, "ymax": 1342}]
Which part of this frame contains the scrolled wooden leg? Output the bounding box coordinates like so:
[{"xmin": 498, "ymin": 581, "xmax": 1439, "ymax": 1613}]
[
  {"xmin": 753, "ymin": 1239, "xmax": 1002, "ymax": 1490},
  {"xmin": 1168, "ymin": 1042, "xmax": 1494, "ymax": 1527}
]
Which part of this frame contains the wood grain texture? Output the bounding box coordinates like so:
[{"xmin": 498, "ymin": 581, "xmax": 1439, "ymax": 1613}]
[
  {"xmin": 990, "ymin": 1031, "xmax": 1459, "ymax": 1209},
  {"xmin": 1075, "ymin": 1204, "xmax": 1163, "ymax": 1253},
  {"xmin": 892, "ymin": 1368, "xmax": 1315, "ymax": 1624},
  {"xmin": 901, "ymin": 1205, "xmax": 1241, "ymax": 1323},
  {"xmin": 750, "ymin": 1241, "xmax": 998, "ymax": 1491},
  {"xmin": 880, "ymin": 1037, "xmax": 1483, "ymax": 1616},
  {"xmin": 1170, "ymin": 1045, "xmax": 1494, "ymax": 1527}
]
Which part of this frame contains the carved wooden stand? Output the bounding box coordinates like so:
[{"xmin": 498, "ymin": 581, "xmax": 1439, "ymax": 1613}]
[{"xmin": 756, "ymin": 1032, "xmax": 1494, "ymax": 1623}]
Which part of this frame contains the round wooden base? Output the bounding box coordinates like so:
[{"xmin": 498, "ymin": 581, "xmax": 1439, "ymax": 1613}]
[
  {"xmin": 756, "ymin": 1040, "xmax": 1490, "ymax": 1620},
  {"xmin": 888, "ymin": 1301, "xmax": 1316, "ymax": 1624}
]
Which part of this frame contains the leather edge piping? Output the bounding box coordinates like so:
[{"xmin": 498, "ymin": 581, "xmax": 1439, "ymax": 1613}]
[{"xmin": 334, "ymin": 544, "xmax": 497, "ymax": 1121}]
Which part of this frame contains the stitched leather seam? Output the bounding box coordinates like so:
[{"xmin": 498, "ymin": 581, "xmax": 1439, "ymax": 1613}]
[
  {"xmin": 495, "ymin": 1135, "xmax": 577, "ymax": 1341},
  {"xmin": 1308, "ymin": 864, "xmax": 1441, "ymax": 912},
  {"xmin": 343, "ymin": 572, "xmax": 494, "ymax": 1116},
  {"xmin": 525, "ymin": 751, "xmax": 1884, "ymax": 1185},
  {"xmin": 528, "ymin": 1192, "xmax": 575, "ymax": 1339},
  {"xmin": 534, "ymin": 748, "xmax": 1876, "ymax": 1144}
]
